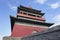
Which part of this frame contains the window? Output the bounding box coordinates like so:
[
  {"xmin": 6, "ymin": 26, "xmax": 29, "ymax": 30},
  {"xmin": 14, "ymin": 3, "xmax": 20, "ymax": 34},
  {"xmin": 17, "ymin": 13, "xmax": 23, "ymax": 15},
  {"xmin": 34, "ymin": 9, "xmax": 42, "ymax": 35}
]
[
  {"xmin": 23, "ymin": 12, "xmax": 27, "ymax": 15},
  {"xmin": 37, "ymin": 15, "xmax": 42, "ymax": 18},
  {"xmin": 28, "ymin": 14, "xmax": 35, "ymax": 17},
  {"xmin": 20, "ymin": 12, "xmax": 22, "ymax": 14}
]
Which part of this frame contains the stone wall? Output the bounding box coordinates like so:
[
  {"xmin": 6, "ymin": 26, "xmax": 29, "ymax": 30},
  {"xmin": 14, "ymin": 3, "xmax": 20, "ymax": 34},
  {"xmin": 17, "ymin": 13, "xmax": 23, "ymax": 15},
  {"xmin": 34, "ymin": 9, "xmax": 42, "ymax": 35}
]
[{"xmin": 3, "ymin": 36, "xmax": 21, "ymax": 40}]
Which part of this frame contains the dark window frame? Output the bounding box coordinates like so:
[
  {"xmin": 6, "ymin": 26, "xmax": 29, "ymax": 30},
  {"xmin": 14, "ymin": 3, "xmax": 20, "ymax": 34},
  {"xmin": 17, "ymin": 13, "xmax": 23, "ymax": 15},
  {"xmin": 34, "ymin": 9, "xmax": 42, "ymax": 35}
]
[{"xmin": 28, "ymin": 14, "xmax": 36, "ymax": 17}]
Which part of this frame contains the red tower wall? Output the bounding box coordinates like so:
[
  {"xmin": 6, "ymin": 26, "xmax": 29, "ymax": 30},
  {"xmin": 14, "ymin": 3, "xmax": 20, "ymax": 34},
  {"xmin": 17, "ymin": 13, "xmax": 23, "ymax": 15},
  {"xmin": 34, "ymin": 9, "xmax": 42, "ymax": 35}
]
[{"xmin": 11, "ymin": 23, "xmax": 47, "ymax": 37}]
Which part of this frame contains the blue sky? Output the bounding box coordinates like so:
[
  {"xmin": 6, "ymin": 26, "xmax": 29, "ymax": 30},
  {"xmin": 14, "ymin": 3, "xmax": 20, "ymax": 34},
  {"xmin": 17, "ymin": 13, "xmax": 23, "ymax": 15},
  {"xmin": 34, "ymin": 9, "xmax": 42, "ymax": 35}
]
[{"xmin": 0, "ymin": 0, "xmax": 60, "ymax": 40}]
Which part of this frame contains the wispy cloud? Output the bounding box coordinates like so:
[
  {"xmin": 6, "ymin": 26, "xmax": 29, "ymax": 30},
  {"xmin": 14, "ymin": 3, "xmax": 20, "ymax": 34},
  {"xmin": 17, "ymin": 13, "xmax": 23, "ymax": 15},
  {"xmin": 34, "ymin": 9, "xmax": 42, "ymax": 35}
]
[
  {"xmin": 0, "ymin": 37, "xmax": 2, "ymax": 40},
  {"xmin": 8, "ymin": 3, "xmax": 17, "ymax": 11},
  {"xmin": 49, "ymin": 14, "xmax": 60, "ymax": 28},
  {"xmin": 53, "ymin": 14, "xmax": 60, "ymax": 23},
  {"xmin": 50, "ymin": 2, "xmax": 60, "ymax": 9},
  {"xmin": 35, "ymin": 0, "xmax": 47, "ymax": 4}
]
